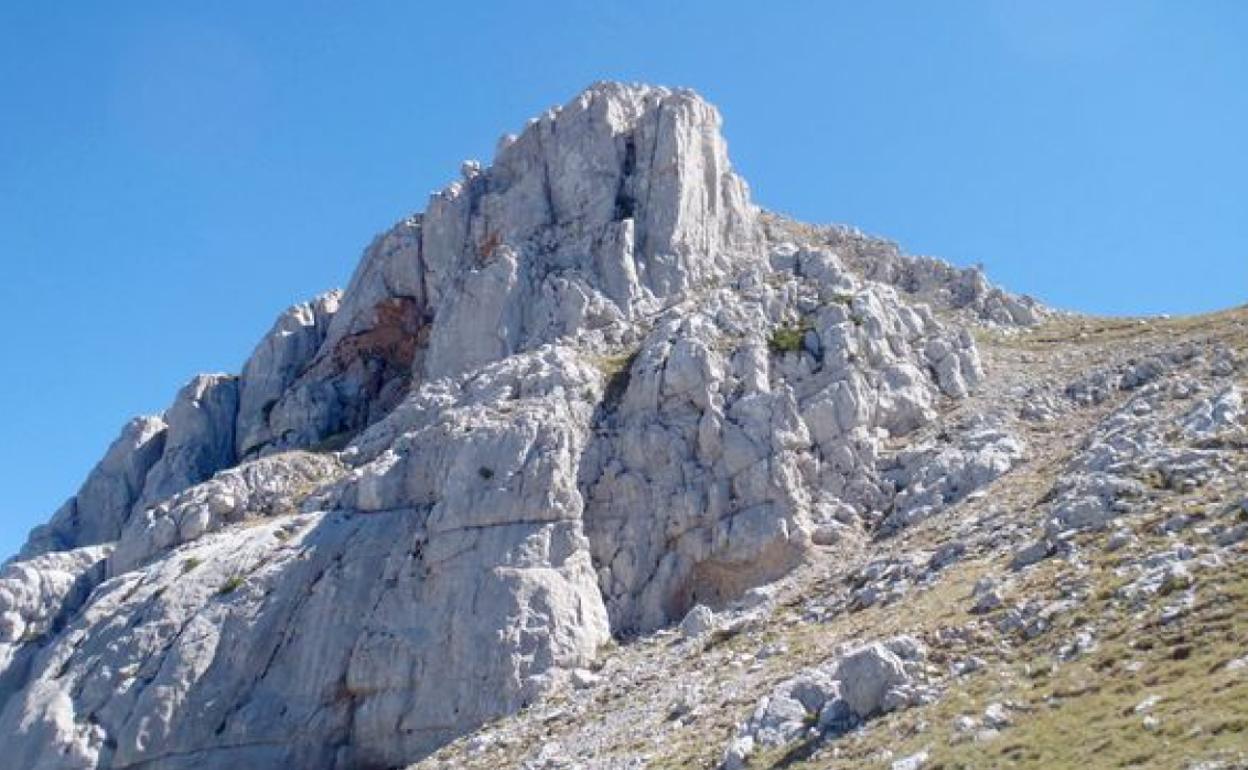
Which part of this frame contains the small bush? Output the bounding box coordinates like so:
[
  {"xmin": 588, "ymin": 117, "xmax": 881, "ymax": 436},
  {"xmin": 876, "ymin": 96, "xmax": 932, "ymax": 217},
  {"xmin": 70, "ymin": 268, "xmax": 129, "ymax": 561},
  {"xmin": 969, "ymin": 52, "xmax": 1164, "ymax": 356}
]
[
  {"xmin": 181, "ymin": 557, "xmax": 202, "ymax": 574},
  {"xmin": 769, "ymin": 322, "xmax": 811, "ymax": 354},
  {"xmin": 478, "ymin": 466, "xmax": 494, "ymax": 480},
  {"xmin": 310, "ymin": 430, "xmax": 355, "ymax": 453},
  {"xmin": 218, "ymin": 575, "xmax": 245, "ymax": 595}
]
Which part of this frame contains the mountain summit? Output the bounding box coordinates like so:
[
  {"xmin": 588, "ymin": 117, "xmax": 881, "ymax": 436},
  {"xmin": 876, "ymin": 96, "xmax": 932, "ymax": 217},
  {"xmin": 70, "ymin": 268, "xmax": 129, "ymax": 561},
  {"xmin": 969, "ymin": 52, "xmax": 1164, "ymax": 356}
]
[{"xmin": 3, "ymin": 84, "xmax": 1244, "ymax": 770}]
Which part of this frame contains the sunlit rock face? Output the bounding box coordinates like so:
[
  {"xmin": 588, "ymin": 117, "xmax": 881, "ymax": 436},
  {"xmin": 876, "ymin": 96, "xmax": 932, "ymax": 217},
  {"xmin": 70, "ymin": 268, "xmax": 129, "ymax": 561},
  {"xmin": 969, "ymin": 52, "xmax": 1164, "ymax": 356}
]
[{"xmin": 1, "ymin": 82, "xmax": 1028, "ymax": 769}]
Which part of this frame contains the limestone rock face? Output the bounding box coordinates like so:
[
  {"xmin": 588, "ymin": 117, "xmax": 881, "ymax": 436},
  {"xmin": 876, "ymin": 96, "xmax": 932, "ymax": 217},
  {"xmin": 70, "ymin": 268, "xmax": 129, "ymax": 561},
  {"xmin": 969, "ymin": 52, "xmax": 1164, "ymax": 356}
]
[
  {"xmin": 235, "ymin": 291, "xmax": 341, "ymax": 458},
  {"xmin": 0, "ymin": 546, "xmax": 111, "ymax": 700},
  {"xmin": 259, "ymin": 223, "xmax": 426, "ymax": 455},
  {"xmin": 139, "ymin": 374, "xmax": 240, "ymax": 511},
  {"xmin": 1, "ymin": 82, "xmax": 1033, "ymax": 769},
  {"xmin": 578, "ymin": 252, "xmax": 987, "ymax": 632},
  {"xmin": 416, "ymin": 81, "xmax": 757, "ymax": 380},
  {"xmin": 19, "ymin": 418, "xmax": 167, "ymax": 559},
  {"xmin": 108, "ymin": 450, "xmax": 344, "ymax": 575}
]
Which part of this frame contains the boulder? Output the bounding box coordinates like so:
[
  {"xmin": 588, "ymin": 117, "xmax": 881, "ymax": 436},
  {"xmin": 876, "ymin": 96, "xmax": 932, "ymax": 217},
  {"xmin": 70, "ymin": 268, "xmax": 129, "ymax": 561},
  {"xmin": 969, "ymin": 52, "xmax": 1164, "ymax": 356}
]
[{"xmin": 726, "ymin": 636, "xmax": 931, "ymax": 760}]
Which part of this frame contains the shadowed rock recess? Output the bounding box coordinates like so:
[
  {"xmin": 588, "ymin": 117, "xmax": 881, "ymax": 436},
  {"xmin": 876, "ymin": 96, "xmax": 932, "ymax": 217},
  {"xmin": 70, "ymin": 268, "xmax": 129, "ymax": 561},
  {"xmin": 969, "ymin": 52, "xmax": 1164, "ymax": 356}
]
[{"xmin": 15, "ymin": 82, "xmax": 1240, "ymax": 770}]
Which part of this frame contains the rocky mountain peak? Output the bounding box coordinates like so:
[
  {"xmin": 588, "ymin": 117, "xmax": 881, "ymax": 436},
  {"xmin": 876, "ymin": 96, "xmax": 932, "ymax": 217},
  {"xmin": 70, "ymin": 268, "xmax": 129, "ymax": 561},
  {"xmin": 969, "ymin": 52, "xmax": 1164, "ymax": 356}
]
[
  {"xmin": 481, "ymin": 80, "xmax": 758, "ymax": 289},
  {"xmin": 336, "ymin": 80, "xmax": 758, "ymax": 381},
  {"xmin": 10, "ymin": 83, "xmax": 1234, "ymax": 770}
]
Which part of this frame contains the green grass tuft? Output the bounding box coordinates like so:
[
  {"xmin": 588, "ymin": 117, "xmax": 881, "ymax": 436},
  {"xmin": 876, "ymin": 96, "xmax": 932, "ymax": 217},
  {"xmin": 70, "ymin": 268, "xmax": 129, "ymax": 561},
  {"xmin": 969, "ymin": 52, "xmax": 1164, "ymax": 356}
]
[
  {"xmin": 218, "ymin": 575, "xmax": 245, "ymax": 595},
  {"xmin": 769, "ymin": 322, "xmax": 812, "ymax": 354}
]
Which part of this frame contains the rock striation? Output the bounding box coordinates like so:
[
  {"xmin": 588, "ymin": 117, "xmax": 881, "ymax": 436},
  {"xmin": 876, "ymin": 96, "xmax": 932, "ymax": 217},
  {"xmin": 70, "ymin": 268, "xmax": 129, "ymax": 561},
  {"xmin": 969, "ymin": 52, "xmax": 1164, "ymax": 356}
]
[{"xmin": 0, "ymin": 82, "xmax": 1043, "ymax": 769}]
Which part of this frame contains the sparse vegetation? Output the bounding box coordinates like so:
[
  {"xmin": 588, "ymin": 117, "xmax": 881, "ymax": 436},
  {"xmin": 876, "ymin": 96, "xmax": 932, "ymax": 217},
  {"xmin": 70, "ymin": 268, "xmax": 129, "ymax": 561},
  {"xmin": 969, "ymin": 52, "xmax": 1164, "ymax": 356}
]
[
  {"xmin": 769, "ymin": 321, "xmax": 812, "ymax": 354},
  {"xmin": 593, "ymin": 350, "xmax": 638, "ymax": 379},
  {"xmin": 12, "ymin": 80, "xmax": 1248, "ymax": 769},
  {"xmin": 310, "ymin": 430, "xmax": 356, "ymax": 453},
  {"xmin": 907, "ymin": 560, "xmax": 1248, "ymax": 770},
  {"xmin": 593, "ymin": 348, "xmax": 640, "ymax": 408}
]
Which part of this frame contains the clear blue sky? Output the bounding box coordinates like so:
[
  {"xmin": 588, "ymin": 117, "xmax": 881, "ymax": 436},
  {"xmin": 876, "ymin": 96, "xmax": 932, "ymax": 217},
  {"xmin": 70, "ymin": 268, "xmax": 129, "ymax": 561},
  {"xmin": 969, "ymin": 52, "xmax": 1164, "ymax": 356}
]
[{"xmin": 2, "ymin": 1, "xmax": 1245, "ymax": 559}]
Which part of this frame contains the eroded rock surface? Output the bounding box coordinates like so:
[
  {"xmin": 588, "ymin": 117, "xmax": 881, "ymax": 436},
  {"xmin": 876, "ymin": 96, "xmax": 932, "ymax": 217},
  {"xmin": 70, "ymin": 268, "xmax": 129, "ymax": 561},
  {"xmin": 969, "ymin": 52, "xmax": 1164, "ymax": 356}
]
[
  {"xmin": 2, "ymin": 82, "xmax": 1050, "ymax": 769},
  {"xmin": 725, "ymin": 636, "xmax": 934, "ymax": 766}
]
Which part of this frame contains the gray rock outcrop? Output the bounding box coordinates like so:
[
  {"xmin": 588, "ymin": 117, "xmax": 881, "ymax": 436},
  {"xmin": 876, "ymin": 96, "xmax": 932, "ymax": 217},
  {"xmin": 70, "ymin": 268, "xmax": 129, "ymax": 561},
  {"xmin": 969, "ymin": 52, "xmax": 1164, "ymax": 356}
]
[
  {"xmin": 235, "ymin": 291, "xmax": 342, "ymax": 458},
  {"xmin": 724, "ymin": 636, "xmax": 933, "ymax": 765},
  {"xmin": 19, "ymin": 418, "xmax": 167, "ymax": 559},
  {"xmin": 1, "ymin": 82, "xmax": 1034, "ymax": 769}
]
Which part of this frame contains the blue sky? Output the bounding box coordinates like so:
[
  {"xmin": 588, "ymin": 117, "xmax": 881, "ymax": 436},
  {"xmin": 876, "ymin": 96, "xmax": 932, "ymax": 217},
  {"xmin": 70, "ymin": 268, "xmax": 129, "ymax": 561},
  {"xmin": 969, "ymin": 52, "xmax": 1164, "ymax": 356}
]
[{"xmin": 1, "ymin": 1, "xmax": 1245, "ymax": 559}]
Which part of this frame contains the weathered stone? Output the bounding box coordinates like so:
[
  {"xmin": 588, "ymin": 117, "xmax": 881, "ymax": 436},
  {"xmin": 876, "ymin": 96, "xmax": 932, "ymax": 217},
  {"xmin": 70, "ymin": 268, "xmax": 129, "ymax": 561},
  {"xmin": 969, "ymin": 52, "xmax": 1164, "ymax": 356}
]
[
  {"xmin": 139, "ymin": 374, "xmax": 240, "ymax": 510},
  {"xmin": 679, "ymin": 604, "xmax": 717, "ymax": 639},
  {"xmin": 835, "ymin": 642, "xmax": 912, "ymax": 719},
  {"xmin": 727, "ymin": 636, "xmax": 931, "ymax": 758},
  {"xmin": 2, "ymin": 82, "xmax": 1013, "ymax": 769},
  {"xmin": 235, "ymin": 292, "xmax": 341, "ymax": 458},
  {"xmin": 19, "ymin": 418, "xmax": 167, "ymax": 558}
]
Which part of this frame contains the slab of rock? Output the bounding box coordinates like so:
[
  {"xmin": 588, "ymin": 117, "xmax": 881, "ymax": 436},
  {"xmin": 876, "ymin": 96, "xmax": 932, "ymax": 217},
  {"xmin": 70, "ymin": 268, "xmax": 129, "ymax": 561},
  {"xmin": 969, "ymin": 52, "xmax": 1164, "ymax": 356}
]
[
  {"xmin": 0, "ymin": 545, "xmax": 111, "ymax": 698},
  {"xmin": 1180, "ymin": 386, "xmax": 1243, "ymax": 437}
]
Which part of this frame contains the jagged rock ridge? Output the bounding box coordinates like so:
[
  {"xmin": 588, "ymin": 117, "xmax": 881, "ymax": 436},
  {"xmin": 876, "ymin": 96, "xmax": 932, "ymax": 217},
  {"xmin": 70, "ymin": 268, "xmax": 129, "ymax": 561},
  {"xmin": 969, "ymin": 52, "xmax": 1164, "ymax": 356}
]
[{"xmin": 1, "ymin": 82, "xmax": 1046, "ymax": 769}]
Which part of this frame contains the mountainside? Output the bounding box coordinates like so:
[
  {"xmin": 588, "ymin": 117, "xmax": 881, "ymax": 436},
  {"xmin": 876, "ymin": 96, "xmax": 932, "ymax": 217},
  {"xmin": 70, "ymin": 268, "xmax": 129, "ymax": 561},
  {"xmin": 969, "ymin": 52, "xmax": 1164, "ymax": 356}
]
[{"xmin": 2, "ymin": 83, "xmax": 1244, "ymax": 770}]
